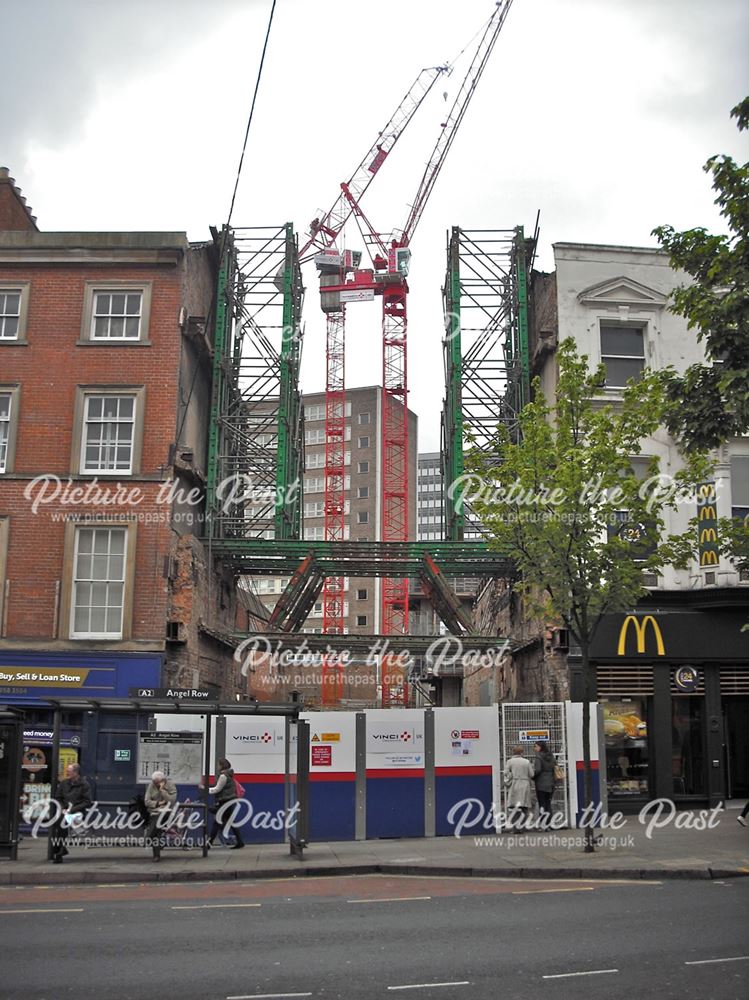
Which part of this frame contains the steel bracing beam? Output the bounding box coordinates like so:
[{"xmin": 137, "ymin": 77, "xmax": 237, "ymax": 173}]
[
  {"xmin": 234, "ymin": 631, "xmax": 512, "ymax": 655},
  {"xmin": 267, "ymin": 555, "xmax": 325, "ymax": 633},
  {"xmin": 419, "ymin": 554, "xmax": 475, "ymax": 636},
  {"xmin": 212, "ymin": 539, "xmax": 510, "ymax": 577}
]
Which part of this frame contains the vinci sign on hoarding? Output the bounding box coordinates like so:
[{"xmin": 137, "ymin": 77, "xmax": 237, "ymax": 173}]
[{"xmin": 366, "ymin": 721, "xmax": 424, "ymax": 768}]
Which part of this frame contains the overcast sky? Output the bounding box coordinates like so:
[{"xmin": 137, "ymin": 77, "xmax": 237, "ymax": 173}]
[{"xmin": 2, "ymin": 0, "xmax": 747, "ymax": 450}]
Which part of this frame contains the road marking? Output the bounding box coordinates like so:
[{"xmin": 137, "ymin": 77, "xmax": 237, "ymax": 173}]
[
  {"xmin": 543, "ymin": 969, "xmax": 619, "ymax": 979},
  {"xmin": 348, "ymin": 896, "xmax": 432, "ymax": 904},
  {"xmin": 513, "ymin": 887, "xmax": 595, "ymax": 895},
  {"xmin": 685, "ymin": 956, "xmax": 749, "ymax": 966},
  {"xmin": 0, "ymin": 907, "xmax": 85, "ymax": 915},
  {"xmin": 227, "ymin": 993, "xmax": 313, "ymax": 999},
  {"xmin": 387, "ymin": 983, "xmax": 470, "ymax": 991},
  {"xmin": 172, "ymin": 903, "xmax": 262, "ymax": 910}
]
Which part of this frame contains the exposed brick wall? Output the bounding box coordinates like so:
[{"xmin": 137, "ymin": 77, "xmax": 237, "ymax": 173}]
[
  {"xmin": 529, "ymin": 270, "xmax": 558, "ymax": 375},
  {"xmin": 464, "ymin": 577, "xmax": 569, "ymax": 705}
]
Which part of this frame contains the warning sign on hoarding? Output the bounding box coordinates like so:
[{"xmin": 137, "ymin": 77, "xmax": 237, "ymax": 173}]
[
  {"xmin": 311, "ymin": 745, "xmax": 333, "ymax": 767},
  {"xmin": 518, "ymin": 729, "xmax": 550, "ymax": 743}
]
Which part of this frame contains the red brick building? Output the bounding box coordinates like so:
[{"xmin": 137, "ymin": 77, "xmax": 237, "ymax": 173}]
[{"xmin": 0, "ymin": 168, "xmax": 250, "ymax": 731}]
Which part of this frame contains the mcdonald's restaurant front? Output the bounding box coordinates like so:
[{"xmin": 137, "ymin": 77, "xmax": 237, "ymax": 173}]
[{"xmin": 569, "ymin": 592, "xmax": 749, "ymax": 812}]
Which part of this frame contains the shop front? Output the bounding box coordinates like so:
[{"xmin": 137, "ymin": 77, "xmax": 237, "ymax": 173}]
[
  {"xmin": 569, "ymin": 596, "xmax": 749, "ymax": 811},
  {"xmin": 0, "ymin": 651, "xmax": 163, "ymax": 805}
]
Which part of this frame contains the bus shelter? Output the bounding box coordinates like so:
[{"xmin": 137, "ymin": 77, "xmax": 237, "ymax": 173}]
[{"xmin": 1, "ymin": 696, "xmax": 309, "ymax": 862}]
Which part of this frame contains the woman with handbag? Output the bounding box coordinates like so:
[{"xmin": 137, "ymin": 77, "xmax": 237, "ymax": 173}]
[
  {"xmin": 200, "ymin": 758, "xmax": 245, "ymax": 850},
  {"xmin": 533, "ymin": 740, "xmax": 557, "ymax": 828}
]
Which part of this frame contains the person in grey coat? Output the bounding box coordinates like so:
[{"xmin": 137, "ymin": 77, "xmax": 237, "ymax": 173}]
[
  {"xmin": 533, "ymin": 740, "xmax": 557, "ymax": 828},
  {"xmin": 504, "ymin": 746, "xmax": 534, "ymax": 828},
  {"xmin": 144, "ymin": 770, "xmax": 177, "ymax": 861}
]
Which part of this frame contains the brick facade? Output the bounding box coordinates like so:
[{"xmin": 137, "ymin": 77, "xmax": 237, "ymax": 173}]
[{"xmin": 0, "ymin": 209, "xmax": 245, "ymax": 698}]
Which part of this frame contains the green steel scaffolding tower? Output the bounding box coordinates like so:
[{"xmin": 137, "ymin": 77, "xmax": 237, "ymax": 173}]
[
  {"xmin": 441, "ymin": 226, "xmax": 534, "ymax": 541},
  {"xmin": 206, "ymin": 224, "xmax": 305, "ymax": 542}
]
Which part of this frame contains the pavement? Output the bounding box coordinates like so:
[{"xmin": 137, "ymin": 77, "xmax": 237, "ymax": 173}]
[{"xmin": 3, "ymin": 800, "xmax": 749, "ymax": 886}]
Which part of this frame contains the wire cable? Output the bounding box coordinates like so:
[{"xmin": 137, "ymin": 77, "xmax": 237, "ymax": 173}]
[
  {"xmin": 175, "ymin": 0, "xmax": 278, "ymax": 450},
  {"xmin": 225, "ymin": 0, "xmax": 278, "ymax": 232}
]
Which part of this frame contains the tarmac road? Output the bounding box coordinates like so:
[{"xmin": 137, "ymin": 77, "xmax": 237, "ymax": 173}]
[{"xmin": 1, "ymin": 874, "xmax": 747, "ymax": 1000}]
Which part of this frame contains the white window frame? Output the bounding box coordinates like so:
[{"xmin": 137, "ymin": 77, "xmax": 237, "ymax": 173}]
[
  {"xmin": 79, "ymin": 392, "xmax": 139, "ymax": 475},
  {"xmin": 68, "ymin": 524, "xmax": 133, "ymax": 640},
  {"xmin": 80, "ymin": 282, "xmax": 152, "ymax": 345},
  {"xmin": 599, "ymin": 322, "xmax": 646, "ymax": 389},
  {"xmin": 0, "ymin": 284, "xmax": 30, "ymax": 343},
  {"xmin": 0, "ymin": 386, "xmax": 20, "ymax": 474}
]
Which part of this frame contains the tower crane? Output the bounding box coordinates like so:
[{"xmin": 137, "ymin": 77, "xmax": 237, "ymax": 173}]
[
  {"xmin": 307, "ymin": 0, "xmax": 515, "ymax": 705},
  {"xmin": 298, "ymin": 66, "xmax": 448, "ymax": 704}
]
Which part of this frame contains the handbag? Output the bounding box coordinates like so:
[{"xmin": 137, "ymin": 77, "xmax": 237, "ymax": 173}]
[
  {"xmin": 553, "ymin": 764, "xmax": 565, "ymax": 782},
  {"xmin": 234, "ymin": 778, "xmax": 245, "ymax": 797},
  {"xmin": 62, "ymin": 812, "xmax": 84, "ymax": 828}
]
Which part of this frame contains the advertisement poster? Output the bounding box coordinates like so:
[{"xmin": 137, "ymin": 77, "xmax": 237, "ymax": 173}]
[
  {"xmin": 137, "ymin": 732, "xmax": 203, "ymax": 785},
  {"xmin": 20, "ymin": 728, "xmax": 81, "ymax": 823},
  {"xmin": 602, "ymin": 700, "xmax": 648, "ymax": 797}
]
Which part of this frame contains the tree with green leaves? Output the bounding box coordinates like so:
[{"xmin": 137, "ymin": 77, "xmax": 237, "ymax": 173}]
[
  {"xmin": 653, "ymin": 97, "xmax": 749, "ymax": 452},
  {"xmin": 464, "ymin": 339, "xmax": 711, "ymax": 850}
]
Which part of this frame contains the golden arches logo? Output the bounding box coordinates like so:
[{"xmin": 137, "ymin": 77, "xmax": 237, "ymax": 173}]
[
  {"xmin": 617, "ymin": 615, "xmax": 665, "ymax": 656},
  {"xmin": 699, "ymin": 527, "xmax": 718, "ymax": 544},
  {"xmin": 698, "ymin": 484, "xmax": 716, "ymax": 500},
  {"xmin": 700, "ymin": 550, "xmax": 719, "ymax": 566},
  {"xmin": 698, "ymin": 505, "xmax": 717, "ymax": 521}
]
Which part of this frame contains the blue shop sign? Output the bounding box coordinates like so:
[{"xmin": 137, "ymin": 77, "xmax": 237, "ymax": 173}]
[{"xmin": 0, "ymin": 652, "xmax": 162, "ymax": 703}]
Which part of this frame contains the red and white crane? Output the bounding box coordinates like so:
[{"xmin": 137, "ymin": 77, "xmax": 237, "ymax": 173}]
[{"xmin": 304, "ymin": 1, "xmax": 515, "ymax": 705}]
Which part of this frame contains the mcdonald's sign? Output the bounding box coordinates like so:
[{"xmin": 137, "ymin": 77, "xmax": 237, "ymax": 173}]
[
  {"xmin": 617, "ymin": 615, "xmax": 665, "ymax": 656},
  {"xmin": 697, "ymin": 482, "xmax": 719, "ymax": 568}
]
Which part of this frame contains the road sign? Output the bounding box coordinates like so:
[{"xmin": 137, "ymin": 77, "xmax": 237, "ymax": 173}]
[{"xmin": 128, "ymin": 687, "xmax": 218, "ymax": 701}]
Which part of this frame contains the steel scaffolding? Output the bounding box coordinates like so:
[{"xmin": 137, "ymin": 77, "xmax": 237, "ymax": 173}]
[
  {"xmin": 442, "ymin": 226, "xmax": 533, "ymax": 541},
  {"xmin": 206, "ymin": 224, "xmax": 305, "ymax": 542}
]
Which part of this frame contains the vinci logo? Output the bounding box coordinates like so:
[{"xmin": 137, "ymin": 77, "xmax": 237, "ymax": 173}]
[
  {"xmin": 372, "ymin": 729, "xmax": 414, "ymax": 743},
  {"xmin": 617, "ymin": 615, "xmax": 665, "ymax": 656},
  {"xmin": 233, "ymin": 731, "xmax": 279, "ymax": 746}
]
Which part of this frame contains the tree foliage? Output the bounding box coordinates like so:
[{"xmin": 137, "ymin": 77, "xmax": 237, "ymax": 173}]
[
  {"xmin": 653, "ymin": 97, "xmax": 749, "ymax": 451},
  {"xmin": 464, "ymin": 340, "xmax": 711, "ymax": 846},
  {"xmin": 465, "ymin": 340, "xmax": 710, "ymax": 640}
]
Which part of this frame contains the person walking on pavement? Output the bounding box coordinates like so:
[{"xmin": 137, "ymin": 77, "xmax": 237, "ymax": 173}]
[
  {"xmin": 201, "ymin": 758, "xmax": 245, "ymax": 849},
  {"xmin": 50, "ymin": 763, "xmax": 92, "ymax": 864},
  {"xmin": 738, "ymin": 801, "xmax": 749, "ymax": 827},
  {"xmin": 144, "ymin": 770, "xmax": 177, "ymax": 861},
  {"xmin": 533, "ymin": 740, "xmax": 557, "ymax": 828},
  {"xmin": 504, "ymin": 746, "xmax": 534, "ymax": 829}
]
